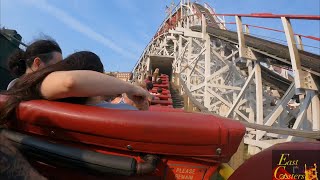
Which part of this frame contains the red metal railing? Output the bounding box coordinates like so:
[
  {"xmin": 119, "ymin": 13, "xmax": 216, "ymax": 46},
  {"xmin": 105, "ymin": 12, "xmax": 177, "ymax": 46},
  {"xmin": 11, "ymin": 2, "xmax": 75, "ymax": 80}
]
[
  {"xmin": 154, "ymin": 13, "xmax": 320, "ymax": 45},
  {"xmin": 222, "ymin": 22, "xmax": 320, "ymax": 41},
  {"xmin": 213, "ymin": 13, "xmax": 320, "ymax": 20}
]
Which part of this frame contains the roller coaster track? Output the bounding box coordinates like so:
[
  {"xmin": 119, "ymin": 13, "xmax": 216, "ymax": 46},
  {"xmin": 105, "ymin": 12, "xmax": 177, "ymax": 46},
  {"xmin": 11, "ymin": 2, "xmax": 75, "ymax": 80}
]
[
  {"xmin": 192, "ymin": 3, "xmax": 320, "ymax": 75},
  {"xmin": 133, "ymin": 2, "xmax": 320, "ymax": 154},
  {"xmin": 192, "ymin": 3, "xmax": 320, "ymax": 94},
  {"xmin": 194, "ymin": 25, "xmax": 320, "ymax": 74}
]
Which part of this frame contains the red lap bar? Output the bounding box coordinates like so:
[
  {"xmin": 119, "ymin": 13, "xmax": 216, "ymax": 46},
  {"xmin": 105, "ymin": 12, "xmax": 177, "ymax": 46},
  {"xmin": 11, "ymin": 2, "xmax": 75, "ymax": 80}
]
[
  {"xmin": 153, "ymin": 94, "xmax": 172, "ymax": 100},
  {"xmin": 151, "ymin": 99, "xmax": 173, "ymax": 106},
  {"xmin": 153, "ymin": 84, "xmax": 169, "ymax": 88}
]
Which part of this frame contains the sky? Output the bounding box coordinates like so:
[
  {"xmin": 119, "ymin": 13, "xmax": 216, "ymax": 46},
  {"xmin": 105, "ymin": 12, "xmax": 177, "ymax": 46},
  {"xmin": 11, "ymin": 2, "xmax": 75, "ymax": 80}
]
[{"xmin": 0, "ymin": 0, "xmax": 319, "ymax": 72}]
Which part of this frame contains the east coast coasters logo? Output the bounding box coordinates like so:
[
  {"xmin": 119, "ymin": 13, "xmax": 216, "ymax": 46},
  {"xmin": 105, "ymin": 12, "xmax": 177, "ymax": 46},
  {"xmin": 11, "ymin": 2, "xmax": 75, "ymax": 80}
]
[{"xmin": 272, "ymin": 150, "xmax": 319, "ymax": 180}]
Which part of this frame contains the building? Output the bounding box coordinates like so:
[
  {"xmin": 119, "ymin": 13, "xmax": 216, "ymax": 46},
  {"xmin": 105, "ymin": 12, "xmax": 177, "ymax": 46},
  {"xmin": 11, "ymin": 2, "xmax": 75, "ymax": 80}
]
[{"xmin": 105, "ymin": 72, "xmax": 132, "ymax": 82}]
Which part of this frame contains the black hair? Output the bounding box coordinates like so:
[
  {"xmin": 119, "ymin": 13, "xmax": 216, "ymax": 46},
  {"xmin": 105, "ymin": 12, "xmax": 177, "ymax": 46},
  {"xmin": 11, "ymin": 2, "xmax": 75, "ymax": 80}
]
[
  {"xmin": 146, "ymin": 82, "xmax": 153, "ymax": 91},
  {"xmin": 157, "ymin": 87, "xmax": 163, "ymax": 94},
  {"xmin": 8, "ymin": 39, "xmax": 62, "ymax": 77},
  {"xmin": 1, "ymin": 51, "xmax": 103, "ymax": 124}
]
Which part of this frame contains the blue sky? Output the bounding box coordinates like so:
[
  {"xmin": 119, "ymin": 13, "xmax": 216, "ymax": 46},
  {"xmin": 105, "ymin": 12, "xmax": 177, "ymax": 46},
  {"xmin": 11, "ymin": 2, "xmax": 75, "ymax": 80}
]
[{"xmin": 1, "ymin": 0, "xmax": 319, "ymax": 72}]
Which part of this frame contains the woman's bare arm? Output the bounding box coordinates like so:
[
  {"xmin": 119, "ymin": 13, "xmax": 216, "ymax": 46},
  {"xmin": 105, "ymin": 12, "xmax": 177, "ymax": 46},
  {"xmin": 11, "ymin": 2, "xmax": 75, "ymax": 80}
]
[{"xmin": 40, "ymin": 70, "xmax": 148, "ymax": 101}]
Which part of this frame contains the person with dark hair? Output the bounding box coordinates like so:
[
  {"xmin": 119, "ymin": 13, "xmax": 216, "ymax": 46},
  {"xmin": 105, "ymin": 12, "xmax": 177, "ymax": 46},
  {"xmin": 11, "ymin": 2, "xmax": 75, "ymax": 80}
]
[
  {"xmin": 156, "ymin": 78, "xmax": 162, "ymax": 84},
  {"xmin": 157, "ymin": 87, "xmax": 163, "ymax": 95},
  {"xmin": 146, "ymin": 82, "xmax": 153, "ymax": 91},
  {"xmin": 145, "ymin": 75, "xmax": 153, "ymax": 91},
  {"xmin": 0, "ymin": 51, "xmax": 150, "ymax": 124},
  {"xmin": 7, "ymin": 39, "xmax": 62, "ymax": 90}
]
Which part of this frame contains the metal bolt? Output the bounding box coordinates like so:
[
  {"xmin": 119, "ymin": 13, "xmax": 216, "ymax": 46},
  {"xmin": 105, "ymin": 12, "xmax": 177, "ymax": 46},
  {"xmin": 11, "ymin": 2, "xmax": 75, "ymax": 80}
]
[
  {"xmin": 127, "ymin": 145, "xmax": 133, "ymax": 151},
  {"xmin": 216, "ymin": 148, "xmax": 222, "ymax": 155}
]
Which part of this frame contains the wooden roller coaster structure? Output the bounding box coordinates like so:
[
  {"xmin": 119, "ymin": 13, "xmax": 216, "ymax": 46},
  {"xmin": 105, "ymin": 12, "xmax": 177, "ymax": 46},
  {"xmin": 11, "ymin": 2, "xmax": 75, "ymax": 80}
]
[{"xmin": 133, "ymin": 1, "xmax": 320, "ymax": 156}]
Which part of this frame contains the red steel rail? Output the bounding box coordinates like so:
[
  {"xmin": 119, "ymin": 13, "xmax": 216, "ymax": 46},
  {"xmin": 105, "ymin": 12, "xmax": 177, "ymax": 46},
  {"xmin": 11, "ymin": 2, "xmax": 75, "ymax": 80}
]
[
  {"xmin": 162, "ymin": 12, "xmax": 320, "ymax": 41},
  {"xmin": 224, "ymin": 22, "xmax": 320, "ymax": 41},
  {"xmin": 213, "ymin": 13, "xmax": 320, "ymax": 20}
]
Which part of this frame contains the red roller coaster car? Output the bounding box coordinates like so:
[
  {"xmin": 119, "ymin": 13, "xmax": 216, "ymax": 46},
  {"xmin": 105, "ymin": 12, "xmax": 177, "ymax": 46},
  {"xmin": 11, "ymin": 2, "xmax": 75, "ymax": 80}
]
[{"xmin": 0, "ymin": 95, "xmax": 245, "ymax": 180}]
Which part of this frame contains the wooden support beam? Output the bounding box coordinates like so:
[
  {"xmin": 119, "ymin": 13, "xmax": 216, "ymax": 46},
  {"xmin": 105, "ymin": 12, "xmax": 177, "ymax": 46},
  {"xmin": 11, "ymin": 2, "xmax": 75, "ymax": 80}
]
[
  {"xmin": 281, "ymin": 17, "xmax": 306, "ymax": 92},
  {"xmin": 244, "ymin": 24, "xmax": 250, "ymax": 34},
  {"xmin": 188, "ymin": 48, "xmax": 206, "ymax": 76},
  {"xmin": 186, "ymin": 37, "xmax": 193, "ymax": 89},
  {"xmin": 226, "ymin": 66, "xmax": 255, "ymax": 117},
  {"xmin": 255, "ymin": 62, "xmax": 263, "ymax": 125},
  {"xmin": 311, "ymin": 92, "xmax": 320, "ymax": 131},
  {"xmin": 235, "ymin": 16, "xmax": 246, "ymax": 58},
  {"xmin": 224, "ymin": 50, "xmax": 239, "ymax": 61},
  {"xmin": 228, "ymin": 138, "xmax": 244, "ymax": 170},
  {"xmin": 256, "ymin": 83, "xmax": 295, "ymax": 140},
  {"xmin": 244, "ymin": 137, "xmax": 271, "ymax": 149},
  {"xmin": 204, "ymin": 32, "xmax": 211, "ymax": 107},
  {"xmin": 202, "ymin": 14, "xmax": 207, "ymax": 38},
  {"xmin": 255, "ymin": 62, "xmax": 263, "ymax": 142},
  {"xmin": 209, "ymin": 83, "xmax": 242, "ymax": 91},
  {"xmin": 207, "ymin": 65, "xmax": 229, "ymax": 82},
  {"xmin": 190, "ymin": 83, "xmax": 205, "ymax": 92},
  {"xmin": 286, "ymin": 91, "xmax": 312, "ymax": 141},
  {"xmin": 207, "ymin": 88, "xmax": 249, "ymax": 121},
  {"xmin": 295, "ymin": 35, "xmax": 304, "ymax": 50}
]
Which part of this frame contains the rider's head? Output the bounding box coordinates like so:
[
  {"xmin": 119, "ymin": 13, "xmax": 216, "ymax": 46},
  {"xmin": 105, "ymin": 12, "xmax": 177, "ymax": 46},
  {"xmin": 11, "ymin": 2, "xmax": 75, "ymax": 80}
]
[{"xmin": 8, "ymin": 39, "xmax": 62, "ymax": 77}]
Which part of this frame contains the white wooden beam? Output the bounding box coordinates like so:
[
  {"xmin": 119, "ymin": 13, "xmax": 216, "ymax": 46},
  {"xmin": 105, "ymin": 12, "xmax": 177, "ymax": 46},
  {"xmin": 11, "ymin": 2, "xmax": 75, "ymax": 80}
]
[
  {"xmin": 295, "ymin": 35, "xmax": 304, "ymax": 50},
  {"xmin": 256, "ymin": 83, "xmax": 295, "ymax": 140},
  {"xmin": 244, "ymin": 24, "xmax": 250, "ymax": 35},
  {"xmin": 244, "ymin": 137, "xmax": 272, "ymax": 149},
  {"xmin": 190, "ymin": 83, "xmax": 205, "ymax": 92},
  {"xmin": 209, "ymin": 83, "xmax": 242, "ymax": 91},
  {"xmin": 286, "ymin": 91, "xmax": 312, "ymax": 141},
  {"xmin": 184, "ymin": 30, "xmax": 202, "ymax": 38},
  {"xmin": 281, "ymin": 17, "xmax": 306, "ymax": 92},
  {"xmin": 207, "ymin": 65, "xmax": 229, "ymax": 82},
  {"xmin": 224, "ymin": 50, "xmax": 239, "ymax": 61},
  {"xmin": 255, "ymin": 62, "xmax": 264, "ymax": 142},
  {"xmin": 311, "ymin": 91, "xmax": 320, "ymax": 131},
  {"xmin": 202, "ymin": 14, "xmax": 206, "ymax": 38},
  {"xmin": 204, "ymin": 33, "xmax": 211, "ymax": 107},
  {"xmin": 226, "ymin": 66, "xmax": 256, "ymax": 117},
  {"xmin": 255, "ymin": 62, "xmax": 263, "ymax": 125},
  {"xmin": 235, "ymin": 16, "xmax": 246, "ymax": 58},
  {"xmin": 194, "ymin": 67, "xmax": 205, "ymax": 76},
  {"xmin": 207, "ymin": 88, "xmax": 249, "ymax": 121}
]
